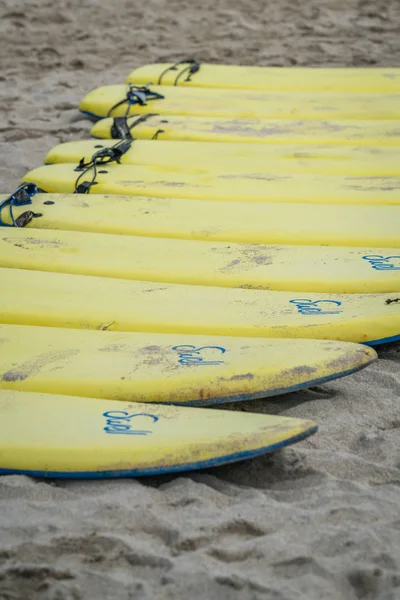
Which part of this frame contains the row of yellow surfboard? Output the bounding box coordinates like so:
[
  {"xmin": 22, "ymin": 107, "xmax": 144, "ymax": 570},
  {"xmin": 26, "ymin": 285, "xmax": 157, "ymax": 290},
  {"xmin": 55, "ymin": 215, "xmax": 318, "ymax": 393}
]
[{"xmin": 1, "ymin": 61, "xmax": 400, "ymax": 478}]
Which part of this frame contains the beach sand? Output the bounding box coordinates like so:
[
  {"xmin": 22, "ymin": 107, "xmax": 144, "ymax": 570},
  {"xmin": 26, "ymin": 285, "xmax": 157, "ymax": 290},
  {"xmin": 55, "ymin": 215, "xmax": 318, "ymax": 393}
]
[{"xmin": 1, "ymin": 0, "xmax": 400, "ymax": 598}]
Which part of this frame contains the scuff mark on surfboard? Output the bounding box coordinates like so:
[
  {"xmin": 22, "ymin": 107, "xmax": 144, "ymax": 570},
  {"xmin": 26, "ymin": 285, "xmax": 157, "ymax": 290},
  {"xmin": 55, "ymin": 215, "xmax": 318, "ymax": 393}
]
[
  {"xmin": 1, "ymin": 349, "xmax": 80, "ymax": 383},
  {"xmin": 2, "ymin": 371, "xmax": 28, "ymax": 382},
  {"xmin": 217, "ymin": 173, "xmax": 291, "ymax": 181},
  {"xmin": 278, "ymin": 365, "xmax": 318, "ymax": 379},
  {"xmin": 219, "ymin": 372, "xmax": 255, "ymax": 382},
  {"xmin": 3, "ymin": 236, "xmax": 64, "ymax": 250},
  {"xmin": 142, "ymin": 345, "xmax": 162, "ymax": 352},
  {"xmin": 98, "ymin": 343, "xmax": 133, "ymax": 353},
  {"xmin": 219, "ymin": 259, "xmax": 241, "ymax": 273}
]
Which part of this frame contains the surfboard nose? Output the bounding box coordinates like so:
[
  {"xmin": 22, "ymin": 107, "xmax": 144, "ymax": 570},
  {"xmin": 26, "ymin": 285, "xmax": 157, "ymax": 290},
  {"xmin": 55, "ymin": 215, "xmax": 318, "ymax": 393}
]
[
  {"xmin": 0, "ymin": 388, "xmax": 319, "ymax": 478},
  {"xmin": 0, "ymin": 324, "xmax": 377, "ymax": 406}
]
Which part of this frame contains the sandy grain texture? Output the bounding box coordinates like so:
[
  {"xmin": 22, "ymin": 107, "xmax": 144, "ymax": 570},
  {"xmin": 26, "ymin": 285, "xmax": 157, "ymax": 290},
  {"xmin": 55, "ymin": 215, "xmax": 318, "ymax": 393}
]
[{"xmin": 0, "ymin": 0, "xmax": 400, "ymax": 599}]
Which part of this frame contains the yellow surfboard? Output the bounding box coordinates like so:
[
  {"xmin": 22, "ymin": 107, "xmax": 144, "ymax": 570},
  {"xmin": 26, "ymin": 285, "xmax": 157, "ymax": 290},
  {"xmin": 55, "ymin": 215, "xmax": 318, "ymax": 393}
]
[
  {"xmin": 126, "ymin": 62, "xmax": 400, "ymax": 93},
  {"xmin": 24, "ymin": 163, "xmax": 400, "ymax": 207},
  {"xmin": 2, "ymin": 227, "xmax": 399, "ymax": 293},
  {"xmin": 0, "ymin": 388, "xmax": 318, "ymax": 478},
  {"xmin": 2, "ymin": 191, "xmax": 399, "ymax": 248},
  {"xmin": 91, "ymin": 114, "xmax": 400, "ymax": 147},
  {"xmin": 45, "ymin": 139, "xmax": 400, "ymax": 178},
  {"xmin": 1, "ymin": 268, "xmax": 399, "ymax": 345},
  {"xmin": 0, "ymin": 324, "xmax": 376, "ymax": 405},
  {"xmin": 79, "ymin": 84, "xmax": 400, "ymax": 121}
]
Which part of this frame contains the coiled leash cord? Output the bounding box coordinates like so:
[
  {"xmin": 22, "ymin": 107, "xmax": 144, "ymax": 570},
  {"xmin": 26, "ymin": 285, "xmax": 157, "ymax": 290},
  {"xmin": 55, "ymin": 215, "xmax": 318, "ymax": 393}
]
[
  {"xmin": 157, "ymin": 60, "xmax": 201, "ymax": 86},
  {"xmin": 74, "ymin": 139, "xmax": 132, "ymax": 194},
  {"xmin": 0, "ymin": 183, "xmax": 43, "ymax": 227},
  {"xmin": 106, "ymin": 84, "xmax": 165, "ymax": 118}
]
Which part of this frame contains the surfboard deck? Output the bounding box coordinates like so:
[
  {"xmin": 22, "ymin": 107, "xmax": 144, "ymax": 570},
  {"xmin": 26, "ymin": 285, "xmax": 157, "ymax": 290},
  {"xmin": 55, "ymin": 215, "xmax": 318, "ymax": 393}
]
[
  {"xmin": 45, "ymin": 139, "xmax": 400, "ymax": 178},
  {"xmin": 0, "ymin": 324, "xmax": 376, "ymax": 405},
  {"xmin": 2, "ymin": 192, "xmax": 398, "ymax": 249},
  {"xmin": 2, "ymin": 227, "xmax": 400, "ymax": 293},
  {"xmin": 126, "ymin": 63, "xmax": 400, "ymax": 93},
  {"xmin": 0, "ymin": 388, "xmax": 318, "ymax": 478},
  {"xmin": 79, "ymin": 84, "xmax": 400, "ymax": 121},
  {"xmin": 24, "ymin": 163, "xmax": 400, "ymax": 206},
  {"xmin": 1, "ymin": 268, "xmax": 399, "ymax": 345},
  {"xmin": 91, "ymin": 114, "xmax": 400, "ymax": 147}
]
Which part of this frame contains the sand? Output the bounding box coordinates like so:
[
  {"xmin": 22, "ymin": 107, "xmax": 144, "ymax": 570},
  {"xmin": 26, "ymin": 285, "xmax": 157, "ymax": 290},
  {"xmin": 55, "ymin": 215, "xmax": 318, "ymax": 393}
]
[{"xmin": 1, "ymin": 0, "xmax": 400, "ymax": 598}]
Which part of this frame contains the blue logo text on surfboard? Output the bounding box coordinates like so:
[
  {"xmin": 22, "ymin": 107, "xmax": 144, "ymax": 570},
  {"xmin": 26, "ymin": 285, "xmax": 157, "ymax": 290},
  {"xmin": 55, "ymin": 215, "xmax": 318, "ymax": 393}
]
[
  {"xmin": 172, "ymin": 344, "xmax": 226, "ymax": 366},
  {"xmin": 103, "ymin": 410, "xmax": 158, "ymax": 435},
  {"xmin": 290, "ymin": 298, "xmax": 342, "ymax": 315},
  {"xmin": 362, "ymin": 254, "xmax": 400, "ymax": 270}
]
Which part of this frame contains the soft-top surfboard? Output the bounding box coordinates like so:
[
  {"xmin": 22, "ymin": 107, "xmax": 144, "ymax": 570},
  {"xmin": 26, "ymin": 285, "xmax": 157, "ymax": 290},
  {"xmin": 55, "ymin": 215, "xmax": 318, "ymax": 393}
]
[
  {"xmin": 45, "ymin": 139, "xmax": 400, "ymax": 178},
  {"xmin": 2, "ymin": 227, "xmax": 400, "ymax": 293},
  {"xmin": 0, "ymin": 324, "xmax": 376, "ymax": 405},
  {"xmin": 91, "ymin": 114, "xmax": 400, "ymax": 147},
  {"xmin": 126, "ymin": 62, "xmax": 400, "ymax": 93},
  {"xmin": 24, "ymin": 163, "xmax": 400, "ymax": 206},
  {"xmin": 1, "ymin": 268, "xmax": 399, "ymax": 345},
  {"xmin": 0, "ymin": 388, "xmax": 318, "ymax": 478},
  {"xmin": 1, "ymin": 190, "xmax": 399, "ymax": 248},
  {"xmin": 79, "ymin": 84, "xmax": 400, "ymax": 121}
]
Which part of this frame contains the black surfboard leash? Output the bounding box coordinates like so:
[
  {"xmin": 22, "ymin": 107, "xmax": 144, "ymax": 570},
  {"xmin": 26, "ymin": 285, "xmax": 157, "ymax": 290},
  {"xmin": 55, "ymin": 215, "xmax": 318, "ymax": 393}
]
[
  {"xmin": 106, "ymin": 84, "xmax": 165, "ymax": 118},
  {"xmin": 74, "ymin": 139, "xmax": 132, "ymax": 194},
  {"xmin": 110, "ymin": 113, "xmax": 160, "ymax": 139},
  {"xmin": 0, "ymin": 183, "xmax": 44, "ymax": 228},
  {"xmin": 157, "ymin": 59, "xmax": 201, "ymax": 86}
]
